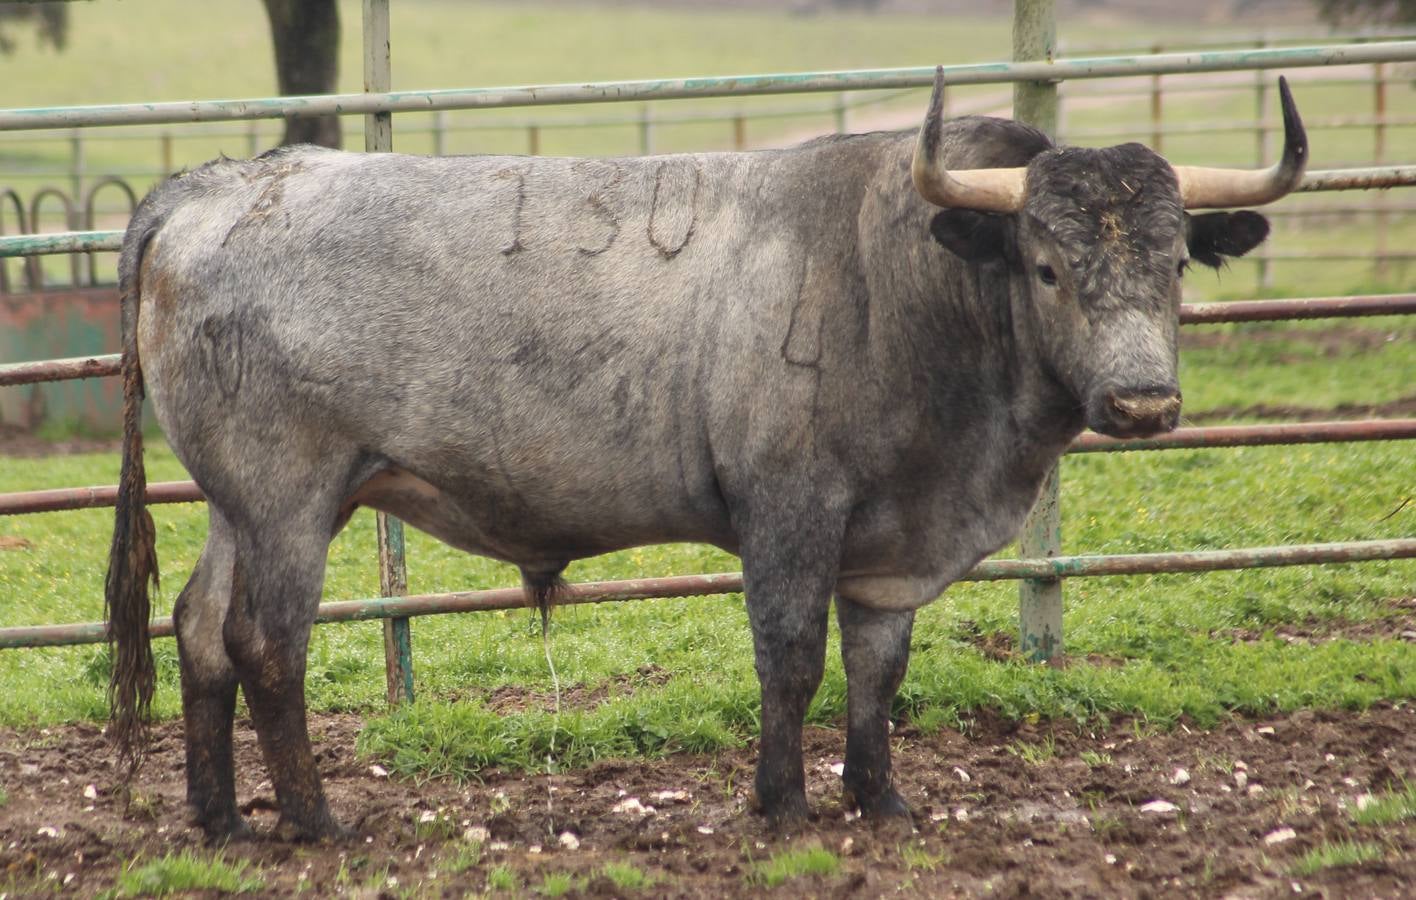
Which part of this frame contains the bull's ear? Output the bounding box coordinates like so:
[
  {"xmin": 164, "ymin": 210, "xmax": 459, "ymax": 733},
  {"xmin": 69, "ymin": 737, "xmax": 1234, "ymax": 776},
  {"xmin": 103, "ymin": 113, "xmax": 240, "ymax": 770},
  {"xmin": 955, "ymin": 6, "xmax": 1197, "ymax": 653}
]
[
  {"xmin": 1186, "ymin": 210, "xmax": 1270, "ymax": 269},
  {"xmin": 930, "ymin": 210, "xmax": 1013, "ymax": 264}
]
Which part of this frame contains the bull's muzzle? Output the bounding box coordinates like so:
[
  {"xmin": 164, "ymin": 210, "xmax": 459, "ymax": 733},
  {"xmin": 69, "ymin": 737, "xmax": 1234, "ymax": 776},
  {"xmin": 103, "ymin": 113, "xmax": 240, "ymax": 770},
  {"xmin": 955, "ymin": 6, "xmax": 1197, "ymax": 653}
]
[{"xmin": 1094, "ymin": 386, "xmax": 1182, "ymax": 439}]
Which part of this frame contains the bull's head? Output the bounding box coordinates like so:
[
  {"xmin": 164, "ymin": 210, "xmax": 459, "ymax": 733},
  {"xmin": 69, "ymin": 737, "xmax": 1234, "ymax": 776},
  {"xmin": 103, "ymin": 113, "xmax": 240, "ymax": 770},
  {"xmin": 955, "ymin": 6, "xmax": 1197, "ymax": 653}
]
[{"xmin": 913, "ymin": 68, "xmax": 1307, "ymax": 438}]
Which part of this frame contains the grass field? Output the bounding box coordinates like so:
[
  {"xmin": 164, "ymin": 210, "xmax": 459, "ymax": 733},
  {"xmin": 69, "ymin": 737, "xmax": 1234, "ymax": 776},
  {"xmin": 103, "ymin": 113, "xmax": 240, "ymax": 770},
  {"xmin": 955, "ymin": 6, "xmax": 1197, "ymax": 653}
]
[{"xmin": 0, "ymin": 1, "xmax": 1413, "ymax": 783}]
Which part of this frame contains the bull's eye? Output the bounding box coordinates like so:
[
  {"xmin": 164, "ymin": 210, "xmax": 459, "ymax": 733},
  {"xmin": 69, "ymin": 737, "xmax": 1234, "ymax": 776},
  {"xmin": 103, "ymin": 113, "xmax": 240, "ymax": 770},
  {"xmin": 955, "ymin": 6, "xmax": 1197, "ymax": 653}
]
[{"xmin": 1036, "ymin": 264, "xmax": 1058, "ymax": 286}]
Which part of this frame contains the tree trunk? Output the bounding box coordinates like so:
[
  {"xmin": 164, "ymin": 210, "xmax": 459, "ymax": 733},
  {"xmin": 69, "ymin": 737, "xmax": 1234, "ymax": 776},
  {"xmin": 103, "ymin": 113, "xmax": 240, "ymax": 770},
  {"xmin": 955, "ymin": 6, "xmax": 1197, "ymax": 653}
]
[{"xmin": 261, "ymin": 0, "xmax": 342, "ymax": 149}]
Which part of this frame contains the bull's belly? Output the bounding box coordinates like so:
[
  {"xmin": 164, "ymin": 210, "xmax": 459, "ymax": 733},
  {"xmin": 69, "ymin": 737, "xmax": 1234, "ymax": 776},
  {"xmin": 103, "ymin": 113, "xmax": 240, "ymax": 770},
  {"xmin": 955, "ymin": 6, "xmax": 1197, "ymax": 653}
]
[{"xmin": 348, "ymin": 466, "xmax": 733, "ymax": 569}]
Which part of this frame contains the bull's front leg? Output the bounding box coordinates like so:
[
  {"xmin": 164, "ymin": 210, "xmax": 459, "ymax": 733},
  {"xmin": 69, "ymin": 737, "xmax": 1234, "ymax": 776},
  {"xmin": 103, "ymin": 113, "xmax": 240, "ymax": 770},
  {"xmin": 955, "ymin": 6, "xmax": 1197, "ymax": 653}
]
[
  {"xmin": 836, "ymin": 596, "xmax": 915, "ymax": 822},
  {"xmin": 740, "ymin": 516, "xmax": 841, "ymax": 827}
]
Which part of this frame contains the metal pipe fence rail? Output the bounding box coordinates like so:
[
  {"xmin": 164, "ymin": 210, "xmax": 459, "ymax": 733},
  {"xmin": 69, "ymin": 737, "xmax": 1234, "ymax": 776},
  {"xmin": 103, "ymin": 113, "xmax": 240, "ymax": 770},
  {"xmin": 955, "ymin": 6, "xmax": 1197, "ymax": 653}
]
[
  {"xmin": 1, "ymin": 35, "xmax": 1413, "ymax": 682},
  {"xmin": 3, "ymin": 539, "xmax": 1413, "ymax": 651}
]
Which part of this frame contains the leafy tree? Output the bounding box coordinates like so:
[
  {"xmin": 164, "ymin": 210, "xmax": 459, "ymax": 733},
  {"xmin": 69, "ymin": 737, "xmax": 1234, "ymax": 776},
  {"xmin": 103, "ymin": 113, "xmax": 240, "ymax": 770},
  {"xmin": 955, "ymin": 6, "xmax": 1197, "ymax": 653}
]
[
  {"xmin": 1313, "ymin": 0, "xmax": 1416, "ymax": 25},
  {"xmin": 260, "ymin": 0, "xmax": 342, "ymax": 149},
  {"xmin": 0, "ymin": 1, "xmax": 73, "ymax": 54}
]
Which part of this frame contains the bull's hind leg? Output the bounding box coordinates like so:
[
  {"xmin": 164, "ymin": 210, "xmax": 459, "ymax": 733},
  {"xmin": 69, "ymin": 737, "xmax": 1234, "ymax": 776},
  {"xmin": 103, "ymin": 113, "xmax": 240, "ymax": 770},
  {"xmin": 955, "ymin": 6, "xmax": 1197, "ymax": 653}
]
[
  {"xmin": 836, "ymin": 597, "xmax": 915, "ymax": 821},
  {"xmin": 172, "ymin": 505, "xmax": 245, "ymax": 839},
  {"xmin": 221, "ymin": 500, "xmax": 346, "ymax": 842}
]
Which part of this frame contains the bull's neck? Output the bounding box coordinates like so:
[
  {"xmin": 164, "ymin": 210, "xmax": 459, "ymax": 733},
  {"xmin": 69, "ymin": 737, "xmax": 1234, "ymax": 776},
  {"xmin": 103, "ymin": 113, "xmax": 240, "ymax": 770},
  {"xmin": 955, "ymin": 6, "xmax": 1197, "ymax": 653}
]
[{"xmin": 858, "ymin": 196, "xmax": 1084, "ymax": 463}]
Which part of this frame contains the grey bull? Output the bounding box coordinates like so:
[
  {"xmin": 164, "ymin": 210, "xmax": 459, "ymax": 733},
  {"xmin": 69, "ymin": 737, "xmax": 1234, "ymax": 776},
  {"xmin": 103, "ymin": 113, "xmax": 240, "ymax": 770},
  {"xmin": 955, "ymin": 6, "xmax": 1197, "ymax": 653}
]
[{"xmin": 107, "ymin": 71, "xmax": 1307, "ymax": 840}]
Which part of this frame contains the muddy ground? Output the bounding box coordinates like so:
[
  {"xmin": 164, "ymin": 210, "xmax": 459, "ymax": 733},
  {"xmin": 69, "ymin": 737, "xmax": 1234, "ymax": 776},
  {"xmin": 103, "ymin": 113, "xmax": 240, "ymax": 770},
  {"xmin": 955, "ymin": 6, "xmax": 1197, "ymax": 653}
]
[{"xmin": 0, "ymin": 697, "xmax": 1411, "ymax": 898}]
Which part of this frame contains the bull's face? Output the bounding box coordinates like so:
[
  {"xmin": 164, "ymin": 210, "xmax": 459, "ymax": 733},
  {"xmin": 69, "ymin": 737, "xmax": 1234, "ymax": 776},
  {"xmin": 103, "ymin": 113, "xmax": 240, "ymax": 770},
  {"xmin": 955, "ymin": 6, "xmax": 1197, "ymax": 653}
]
[{"xmin": 912, "ymin": 69, "xmax": 1306, "ymax": 439}]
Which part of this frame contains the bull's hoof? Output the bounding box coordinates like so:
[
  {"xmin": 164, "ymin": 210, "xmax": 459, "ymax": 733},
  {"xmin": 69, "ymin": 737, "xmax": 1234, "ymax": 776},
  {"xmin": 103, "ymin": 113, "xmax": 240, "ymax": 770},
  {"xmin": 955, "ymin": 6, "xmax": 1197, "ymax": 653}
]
[
  {"xmin": 845, "ymin": 785, "xmax": 916, "ymax": 833},
  {"xmin": 752, "ymin": 792, "xmax": 815, "ymax": 832},
  {"xmin": 190, "ymin": 810, "xmax": 254, "ymax": 845},
  {"xmin": 273, "ymin": 815, "xmax": 356, "ymax": 844}
]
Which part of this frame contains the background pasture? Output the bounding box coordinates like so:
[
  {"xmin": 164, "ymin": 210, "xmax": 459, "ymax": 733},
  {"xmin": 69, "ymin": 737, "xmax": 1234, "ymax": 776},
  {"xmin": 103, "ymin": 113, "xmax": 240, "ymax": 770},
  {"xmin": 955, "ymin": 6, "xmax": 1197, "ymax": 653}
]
[{"xmin": 0, "ymin": 0, "xmax": 1411, "ymax": 895}]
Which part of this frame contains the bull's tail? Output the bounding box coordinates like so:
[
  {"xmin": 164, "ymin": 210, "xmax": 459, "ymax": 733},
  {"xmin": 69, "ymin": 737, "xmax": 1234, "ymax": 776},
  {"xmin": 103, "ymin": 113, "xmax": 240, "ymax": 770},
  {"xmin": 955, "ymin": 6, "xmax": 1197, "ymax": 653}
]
[{"xmin": 105, "ymin": 201, "xmax": 165, "ymax": 782}]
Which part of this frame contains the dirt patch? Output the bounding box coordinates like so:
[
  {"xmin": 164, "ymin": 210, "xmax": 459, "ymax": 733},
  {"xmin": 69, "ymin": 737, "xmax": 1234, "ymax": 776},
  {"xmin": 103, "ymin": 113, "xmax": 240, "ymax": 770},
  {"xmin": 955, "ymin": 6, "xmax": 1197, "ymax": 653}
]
[
  {"xmin": 1180, "ymin": 325, "xmax": 1403, "ymax": 359},
  {"xmin": 1185, "ymin": 395, "xmax": 1416, "ymax": 425},
  {"xmin": 1, "ymin": 703, "xmax": 1411, "ymax": 898},
  {"xmin": 1215, "ymin": 603, "xmax": 1416, "ymax": 646},
  {"xmin": 0, "ymin": 424, "xmax": 121, "ymax": 458},
  {"xmin": 476, "ymin": 665, "xmax": 674, "ymax": 715}
]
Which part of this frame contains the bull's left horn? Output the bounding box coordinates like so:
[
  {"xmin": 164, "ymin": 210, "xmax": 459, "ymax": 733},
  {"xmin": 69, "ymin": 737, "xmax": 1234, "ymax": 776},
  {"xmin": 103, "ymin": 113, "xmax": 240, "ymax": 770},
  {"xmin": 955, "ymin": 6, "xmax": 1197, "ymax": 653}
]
[
  {"xmin": 912, "ymin": 66, "xmax": 1026, "ymax": 212},
  {"xmin": 1172, "ymin": 76, "xmax": 1308, "ymax": 209}
]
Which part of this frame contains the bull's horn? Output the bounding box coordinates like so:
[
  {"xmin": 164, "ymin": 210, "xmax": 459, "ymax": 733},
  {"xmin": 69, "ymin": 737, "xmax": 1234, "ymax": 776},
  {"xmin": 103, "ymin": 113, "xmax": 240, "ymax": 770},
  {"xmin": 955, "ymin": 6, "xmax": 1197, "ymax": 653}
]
[
  {"xmin": 1172, "ymin": 76, "xmax": 1308, "ymax": 209},
  {"xmin": 912, "ymin": 66, "xmax": 1026, "ymax": 212}
]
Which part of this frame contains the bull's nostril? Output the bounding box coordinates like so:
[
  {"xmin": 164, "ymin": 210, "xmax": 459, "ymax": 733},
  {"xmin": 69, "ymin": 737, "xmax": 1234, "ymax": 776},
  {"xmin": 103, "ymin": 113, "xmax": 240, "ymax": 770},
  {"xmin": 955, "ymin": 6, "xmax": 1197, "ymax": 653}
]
[{"xmin": 1108, "ymin": 392, "xmax": 1182, "ymax": 421}]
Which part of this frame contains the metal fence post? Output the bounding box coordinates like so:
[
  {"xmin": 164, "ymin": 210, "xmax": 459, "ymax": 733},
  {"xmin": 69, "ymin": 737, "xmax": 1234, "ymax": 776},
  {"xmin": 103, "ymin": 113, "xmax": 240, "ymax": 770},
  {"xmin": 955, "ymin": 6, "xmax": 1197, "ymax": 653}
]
[
  {"xmin": 1013, "ymin": 0, "xmax": 1063, "ymax": 664},
  {"xmin": 1255, "ymin": 36, "xmax": 1273, "ymax": 291},
  {"xmin": 1372, "ymin": 61, "xmax": 1388, "ymax": 282},
  {"xmin": 638, "ymin": 107, "xmax": 653, "ymax": 155},
  {"xmin": 433, "ymin": 110, "xmax": 446, "ymax": 157},
  {"xmin": 364, "ymin": 0, "xmax": 414, "ymax": 707},
  {"xmin": 834, "ymin": 92, "xmax": 848, "ymax": 134},
  {"xmin": 1149, "ymin": 43, "xmax": 1163, "ymax": 154}
]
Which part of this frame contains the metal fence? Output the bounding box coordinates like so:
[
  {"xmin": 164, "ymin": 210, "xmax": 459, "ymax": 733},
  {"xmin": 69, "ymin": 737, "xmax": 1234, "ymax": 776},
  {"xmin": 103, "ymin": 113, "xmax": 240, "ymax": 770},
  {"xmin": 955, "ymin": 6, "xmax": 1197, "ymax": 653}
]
[{"xmin": 0, "ymin": 10, "xmax": 1413, "ymax": 700}]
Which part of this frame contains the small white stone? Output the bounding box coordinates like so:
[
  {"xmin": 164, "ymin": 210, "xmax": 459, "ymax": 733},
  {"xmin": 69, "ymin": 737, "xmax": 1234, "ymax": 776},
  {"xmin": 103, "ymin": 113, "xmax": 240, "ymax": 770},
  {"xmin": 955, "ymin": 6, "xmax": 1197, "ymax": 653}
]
[
  {"xmin": 1355, "ymin": 794, "xmax": 1376, "ymax": 811},
  {"xmin": 528, "ymin": 845, "xmax": 542, "ymax": 854},
  {"xmin": 558, "ymin": 831, "xmax": 580, "ymax": 851},
  {"xmin": 1247, "ymin": 785, "xmax": 1265, "ymax": 796},
  {"xmin": 651, "ymin": 790, "xmax": 690, "ymax": 804},
  {"xmin": 418, "ymin": 810, "xmax": 438, "ymax": 823},
  {"xmin": 62, "ymin": 874, "xmax": 74, "ymax": 886},
  {"xmin": 755, "ymin": 841, "xmax": 766, "ymax": 850},
  {"xmin": 386, "ymin": 876, "xmax": 398, "ymax": 888},
  {"xmin": 1139, "ymin": 800, "xmax": 1179, "ymax": 814},
  {"xmin": 1105, "ymin": 854, "xmax": 1118, "ymax": 865},
  {"xmin": 696, "ymin": 825, "xmax": 714, "ymax": 835},
  {"xmin": 843, "ymin": 809, "xmax": 861, "ymax": 823},
  {"xmin": 952, "ymin": 807, "xmax": 969, "ymax": 822},
  {"xmin": 36, "ymin": 827, "xmax": 58, "ymax": 839},
  {"xmin": 368, "ymin": 765, "xmax": 389, "ymax": 778},
  {"xmin": 1264, "ymin": 827, "xmax": 1297, "ymax": 846},
  {"xmin": 611, "ymin": 797, "xmax": 655, "ymax": 817},
  {"xmin": 463, "ymin": 825, "xmax": 490, "ymax": 843},
  {"xmin": 1342, "ymin": 777, "xmax": 1360, "ymax": 788},
  {"xmin": 1301, "ymin": 780, "xmax": 1315, "ymax": 792},
  {"xmin": 1256, "ymin": 726, "xmax": 1276, "ymax": 736},
  {"xmin": 82, "ymin": 784, "xmax": 98, "ymax": 801},
  {"xmin": 1291, "ymin": 882, "xmax": 1303, "ymax": 894},
  {"xmin": 829, "ymin": 762, "xmax": 845, "ymax": 777},
  {"xmin": 1170, "ymin": 768, "xmax": 1190, "ymax": 786},
  {"xmin": 929, "ymin": 811, "xmax": 949, "ymax": 822},
  {"xmin": 1234, "ymin": 760, "xmax": 1248, "ymax": 771},
  {"xmin": 1234, "ymin": 771, "xmax": 1249, "ymax": 790},
  {"xmin": 840, "ymin": 837, "xmax": 855, "ymax": 855},
  {"xmin": 953, "ymin": 767, "xmax": 971, "ymax": 783},
  {"xmin": 1324, "ymin": 753, "xmax": 1336, "ymax": 763},
  {"xmin": 489, "ymin": 841, "xmax": 510, "ymax": 851}
]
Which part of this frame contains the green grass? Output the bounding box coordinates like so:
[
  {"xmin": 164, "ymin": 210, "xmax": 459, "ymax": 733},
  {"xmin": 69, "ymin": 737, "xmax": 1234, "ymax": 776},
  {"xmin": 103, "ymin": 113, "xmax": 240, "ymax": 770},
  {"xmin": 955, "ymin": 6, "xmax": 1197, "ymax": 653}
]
[
  {"xmin": 598, "ymin": 861, "xmax": 653, "ymax": 892},
  {"xmin": 1351, "ymin": 781, "xmax": 1416, "ymax": 827},
  {"xmin": 900, "ymin": 843, "xmax": 950, "ymax": 871},
  {"xmin": 105, "ymin": 850, "xmax": 263, "ymax": 898},
  {"xmin": 747, "ymin": 844, "xmax": 841, "ymax": 888},
  {"xmin": 1289, "ymin": 839, "xmax": 1384, "ymax": 876},
  {"xmin": 487, "ymin": 864, "xmax": 518, "ymax": 893},
  {"xmin": 536, "ymin": 871, "xmax": 576, "ymax": 897}
]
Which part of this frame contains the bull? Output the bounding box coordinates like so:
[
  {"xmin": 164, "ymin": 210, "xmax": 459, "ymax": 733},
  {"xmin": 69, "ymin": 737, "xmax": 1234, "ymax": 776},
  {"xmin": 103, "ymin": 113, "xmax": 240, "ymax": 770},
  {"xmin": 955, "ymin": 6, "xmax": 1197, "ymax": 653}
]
[{"xmin": 106, "ymin": 71, "xmax": 1306, "ymax": 840}]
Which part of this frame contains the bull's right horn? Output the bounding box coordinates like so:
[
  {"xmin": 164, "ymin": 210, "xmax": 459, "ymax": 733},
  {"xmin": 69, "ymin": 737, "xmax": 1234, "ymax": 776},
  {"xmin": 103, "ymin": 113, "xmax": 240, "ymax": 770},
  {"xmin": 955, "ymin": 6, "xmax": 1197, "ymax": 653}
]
[
  {"xmin": 1171, "ymin": 76, "xmax": 1308, "ymax": 209},
  {"xmin": 912, "ymin": 66, "xmax": 1027, "ymax": 213}
]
